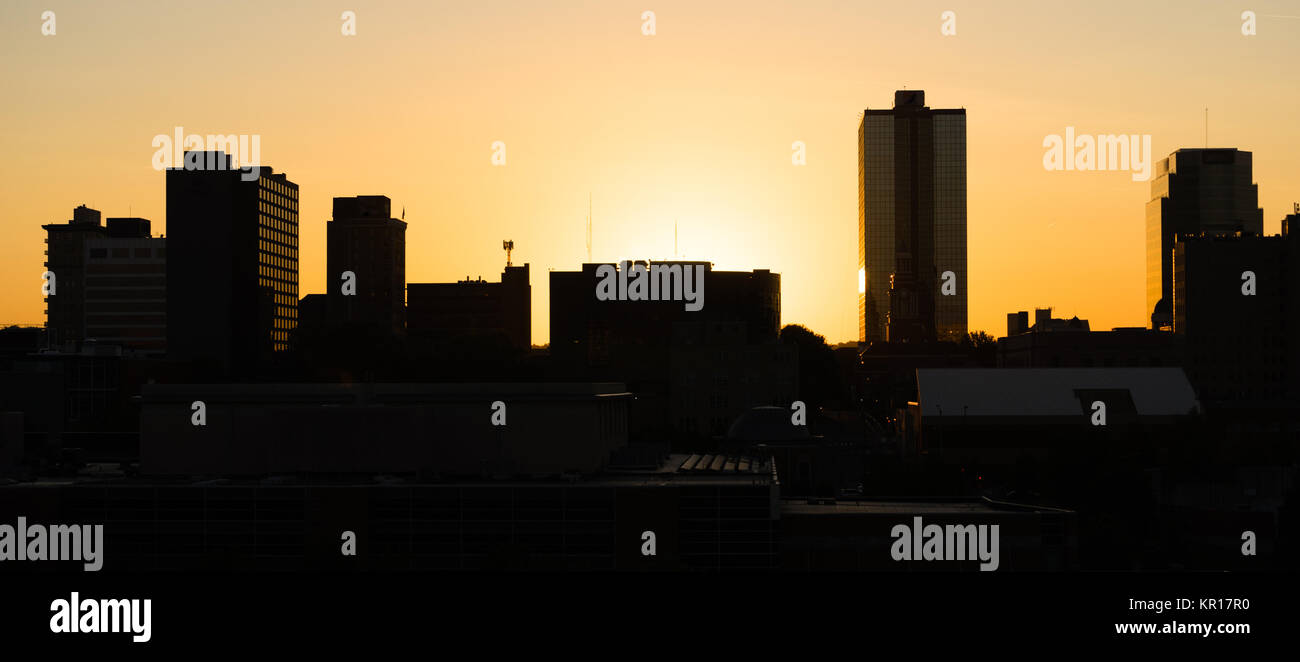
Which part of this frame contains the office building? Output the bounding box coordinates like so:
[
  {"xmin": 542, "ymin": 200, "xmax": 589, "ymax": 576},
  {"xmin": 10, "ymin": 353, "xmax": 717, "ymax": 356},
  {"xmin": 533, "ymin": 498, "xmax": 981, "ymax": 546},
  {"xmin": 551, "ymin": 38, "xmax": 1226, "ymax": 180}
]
[
  {"xmin": 1173, "ymin": 228, "xmax": 1298, "ymax": 407},
  {"xmin": 550, "ymin": 261, "xmax": 783, "ymax": 442},
  {"xmin": 550, "ymin": 261, "xmax": 780, "ymax": 368},
  {"xmin": 43, "ymin": 207, "xmax": 167, "ymax": 354},
  {"xmin": 997, "ymin": 326, "xmax": 1178, "ymax": 369},
  {"xmin": 407, "ymin": 264, "xmax": 531, "ymax": 352},
  {"xmin": 83, "ymin": 218, "xmax": 167, "ymax": 354},
  {"xmin": 327, "ymin": 195, "xmax": 406, "ymax": 335},
  {"xmin": 859, "ymin": 90, "xmax": 967, "ymax": 344},
  {"xmin": 166, "ymin": 152, "xmax": 299, "ymax": 375},
  {"xmin": 42, "ymin": 205, "xmax": 105, "ymax": 348},
  {"xmin": 1145, "ymin": 148, "xmax": 1262, "ymax": 328}
]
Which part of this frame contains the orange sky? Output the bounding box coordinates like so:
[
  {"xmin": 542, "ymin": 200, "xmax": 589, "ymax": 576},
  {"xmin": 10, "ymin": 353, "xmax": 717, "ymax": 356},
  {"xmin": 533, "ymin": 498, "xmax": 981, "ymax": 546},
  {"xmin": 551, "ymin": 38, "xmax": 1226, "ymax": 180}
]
[{"xmin": 2, "ymin": 0, "xmax": 1297, "ymax": 344}]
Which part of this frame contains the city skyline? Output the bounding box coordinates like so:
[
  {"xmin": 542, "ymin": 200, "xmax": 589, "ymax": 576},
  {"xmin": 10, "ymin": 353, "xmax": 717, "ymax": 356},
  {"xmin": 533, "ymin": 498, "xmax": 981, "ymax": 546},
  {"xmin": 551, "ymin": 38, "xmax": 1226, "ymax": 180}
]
[{"xmin": 4, "ymin": 1, "xmax": 1300, "ymax": 344}]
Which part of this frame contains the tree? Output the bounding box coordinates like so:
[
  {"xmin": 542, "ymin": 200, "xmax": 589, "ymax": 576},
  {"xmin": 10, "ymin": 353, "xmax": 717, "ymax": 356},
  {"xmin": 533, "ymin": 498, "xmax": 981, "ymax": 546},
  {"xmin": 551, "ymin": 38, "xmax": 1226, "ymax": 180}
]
[{"xmin": 781, "ymin": 324, "xmax": 843, "ymax": 410}]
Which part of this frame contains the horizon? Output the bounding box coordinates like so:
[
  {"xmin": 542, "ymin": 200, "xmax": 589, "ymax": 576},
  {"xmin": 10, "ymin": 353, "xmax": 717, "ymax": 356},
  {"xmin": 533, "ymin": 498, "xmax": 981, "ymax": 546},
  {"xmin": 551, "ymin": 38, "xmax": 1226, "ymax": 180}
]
[{"xmin": 3, "ymin": 0, "xmax": 1298, "ymax": 343}]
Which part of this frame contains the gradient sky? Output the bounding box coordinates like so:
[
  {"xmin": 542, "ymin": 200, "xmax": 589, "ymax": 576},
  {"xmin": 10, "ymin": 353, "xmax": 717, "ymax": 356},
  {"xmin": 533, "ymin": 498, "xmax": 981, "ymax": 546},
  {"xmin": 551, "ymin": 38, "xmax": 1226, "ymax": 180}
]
[{"xmin": 2, "ymin": 0, "xmax": 1297, "ymax": 344}]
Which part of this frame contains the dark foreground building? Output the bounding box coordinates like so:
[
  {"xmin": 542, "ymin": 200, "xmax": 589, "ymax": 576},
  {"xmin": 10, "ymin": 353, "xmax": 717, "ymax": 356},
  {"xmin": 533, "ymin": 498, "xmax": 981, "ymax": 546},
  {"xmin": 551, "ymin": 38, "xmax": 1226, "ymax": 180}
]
[
  {"xmin": 166, "ymin": 152, "xmax": 299, "ymax": 375},
  {"xmin": 0, "ymin": 458, "xmax": 1092, "ymax": 572},
  {"xmin": 407, "ymin": 264, "xmax": 531, "ymax": 353},
  {"xmin": 140, "ymin": 382, "xmax": 629, "ymax": 476},
  {"xmin": 326, "ymin": 195, "xmax": 407, "ymax": 336},
  {"xmin": 549, "ymin": 261, "xmax": 788, "ymax": 443}
]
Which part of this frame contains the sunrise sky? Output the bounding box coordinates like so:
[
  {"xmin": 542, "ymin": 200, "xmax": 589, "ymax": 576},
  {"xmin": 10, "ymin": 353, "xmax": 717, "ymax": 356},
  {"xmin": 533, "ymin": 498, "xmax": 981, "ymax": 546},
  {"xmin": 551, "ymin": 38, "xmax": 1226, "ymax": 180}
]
[{"xmin": 2, "ymin": 0, "xmax": 1297, "ymax": 344}]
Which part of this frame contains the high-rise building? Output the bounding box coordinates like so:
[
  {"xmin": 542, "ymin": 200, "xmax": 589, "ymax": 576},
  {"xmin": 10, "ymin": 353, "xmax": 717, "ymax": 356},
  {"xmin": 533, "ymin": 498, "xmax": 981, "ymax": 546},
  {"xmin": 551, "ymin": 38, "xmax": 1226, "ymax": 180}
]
[
  {"xmin": 166, "ymin": 152, "xmax": 299, "ymax": 375},
  {"xmin": 327, "ymin": 195, "xmax": 407, "ymax": 335},
  {"xmin": 858, "ymin": 90, "xmax": 967, "ymax": 344},
  {"xmin": 1145, "ymin": 148, "xmax": 1262, "ymax": 329},
  {"xmin": 43, "ymin": 205, "xmax": 106, "ymax": 348}
]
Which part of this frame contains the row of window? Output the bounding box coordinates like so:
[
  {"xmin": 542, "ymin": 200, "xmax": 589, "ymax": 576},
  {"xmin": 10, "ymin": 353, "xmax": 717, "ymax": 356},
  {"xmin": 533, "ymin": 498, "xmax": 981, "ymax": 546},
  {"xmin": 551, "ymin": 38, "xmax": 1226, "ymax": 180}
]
[{"xmin": 89, "ymin": 247, "xmax": 165, "ymax": 259}]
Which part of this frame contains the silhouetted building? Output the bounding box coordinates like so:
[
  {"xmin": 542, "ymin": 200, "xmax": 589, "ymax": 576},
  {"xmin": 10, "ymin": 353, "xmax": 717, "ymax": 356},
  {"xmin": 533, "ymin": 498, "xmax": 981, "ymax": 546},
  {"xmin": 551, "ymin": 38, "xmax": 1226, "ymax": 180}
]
[
  {"xmin": 1006, "ymin": 311, "xmax": 1029, "ymax": 336},
  {"xmin": 1173, "ymin": 229, "xmax": 1298, "ymax": 407},
  {"xmin": 1146, "ymin": 148, "xmax": 1262, "ymax": 329},
  {"xmin": 905, "ymin": 367, "xmax": 1200, "ymax": 464},
  {"xmin": 669, "ymin": 324, "xmax": 797, "ymax": 438},
  {"xmin": 42, "ymin": 205, "xmax": 106, "ymax": 348},
  {"xmin": 781, "ymin": 497, "xmax": 1076, "ymax": 571},
  {"xmin": 550, "ymin": 262, "xmax": 783, "ymax": 442},
  {"xmin": 0, "ymin": 453, "xmax": 778, "ymax": 571},
  {"xmin": 550, "ymin": 262, "xmax": 780, "ymax": 368},
  {"xmin": 997, "ymin": 327, "xmax": 1178, "ymax": 368},
  {"xmin": 166, "ymin": 152, "xmax": 299, "ymax": 375},
  {"xmin": 1004, "ymin": 307, "xmax": 1089, "ymax": 336},
  {"xmin": 84, "ymin": 218, "xmax": 166, "ymax": 354},
  {"xmin": 140, "ymin": 382, "xmax": 629, "ymax": 476},
  {"xmin": 407, "ymin": 264, "xmax": 531, "ymax": 353},
  {"xmin": 1284, "ymin": 202, "xmax": 1299, "ymax": 236},
  {"xmin": 42, "ymin": 207, "xmax": 166, "ymax": 354},
  {"xmin": 859, "ymin": 90, "xmax": 967, "ymax": 344},
  {"xmin": 327, "ymin": 195, "xmax": 406, "ymax": 335}
]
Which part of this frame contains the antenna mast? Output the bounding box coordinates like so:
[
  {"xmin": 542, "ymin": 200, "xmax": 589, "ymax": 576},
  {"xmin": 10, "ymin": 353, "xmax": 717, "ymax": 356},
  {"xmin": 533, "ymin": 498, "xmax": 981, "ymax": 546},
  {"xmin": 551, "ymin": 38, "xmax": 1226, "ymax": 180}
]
[
  {"xmin": 503, "ymin": 240, "xmax": 514, "ymax": 267},
  {"xmin": 586, "ymin": 193, "xmax": 592, "ymax": 263}
]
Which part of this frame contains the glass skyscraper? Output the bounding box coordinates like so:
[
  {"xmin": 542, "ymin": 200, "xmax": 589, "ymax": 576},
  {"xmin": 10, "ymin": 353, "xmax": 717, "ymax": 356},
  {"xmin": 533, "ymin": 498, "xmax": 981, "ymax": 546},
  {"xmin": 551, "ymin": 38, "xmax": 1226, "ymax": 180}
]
[
  {"xmin": 1145, "ymin": 148, "xmax": 1262, "ymax": 329},
  {"xmin": 858, "ymin": 90, "xmax": 967, "ymax": 344}
]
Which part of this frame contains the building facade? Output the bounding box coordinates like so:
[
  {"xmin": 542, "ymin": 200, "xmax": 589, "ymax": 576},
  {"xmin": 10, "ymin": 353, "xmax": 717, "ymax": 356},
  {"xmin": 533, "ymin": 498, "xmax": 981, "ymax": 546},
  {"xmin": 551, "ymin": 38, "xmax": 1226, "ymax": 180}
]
[
  {"xmin": 1173, "ymin": 229, "xmax": 1297, "ymax": 407},
  {"xmin": 83, "ymin": 218, "xmax": 167, "ymax": 354},
  {"xmin": 859, "ymin": 90, "xmax": 967, "ymax": 344},
  {"xmin": 166, "ymin": 152, "xmax": 299, "ymax": 375},
  {"xmin": 42, "ymin": 205, "xmax": 105, "ymax": 348},
  {"xmin": 327, "ymin": 195, "xmax": 406, "ymax": 335},
  {"xmin": 43, "ymin": 207, "xmax": 166, "ymax": 354},
  {"xmin": 1145, "ymin": 148, "xmax": 1263, "ymax": 328},
  {"xmin": 407, "ymin": 264, "xmax": 531, "ymax": 352}
]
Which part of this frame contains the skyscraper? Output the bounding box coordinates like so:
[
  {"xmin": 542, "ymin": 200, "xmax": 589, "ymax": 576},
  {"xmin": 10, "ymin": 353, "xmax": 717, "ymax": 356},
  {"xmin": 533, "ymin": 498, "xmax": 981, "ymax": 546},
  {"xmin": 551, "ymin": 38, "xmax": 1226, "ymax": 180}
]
[
  {"xmin": 1145, "ymin": 148, "xmax": 1262, "ymax": 329},
  {"xmin": 166, "ymin": 152, "xmax": 299, "ymax": 375},
  {"xmin": 327, "ymin": 195, "xmax": 407, "ymax": 335},
  {"xmin": 858, "ymin": 90, "xmax": 967, "ymax": 344}
]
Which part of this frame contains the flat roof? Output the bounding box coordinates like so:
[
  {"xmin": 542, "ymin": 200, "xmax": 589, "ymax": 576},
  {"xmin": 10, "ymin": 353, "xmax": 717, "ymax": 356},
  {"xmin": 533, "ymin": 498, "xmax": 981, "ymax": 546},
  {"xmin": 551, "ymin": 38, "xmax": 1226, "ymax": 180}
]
[{"xmin": 915, "ymin": 367, "xmax": 1199, "ymax": 418}]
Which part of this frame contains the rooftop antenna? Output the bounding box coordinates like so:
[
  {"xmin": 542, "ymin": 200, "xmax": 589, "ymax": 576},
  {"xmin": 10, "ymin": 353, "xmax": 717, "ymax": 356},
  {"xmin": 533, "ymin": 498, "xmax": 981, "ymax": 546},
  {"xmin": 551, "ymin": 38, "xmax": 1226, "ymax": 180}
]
[
  {"xmin": 503, "ymin": 240, "xmax": 514, "ymax": 267},
  {"xmin": 401, "ymin": 205, "xmax": 405, "ymax": 220},
  {"xmin": 674, "ymin": 219, "xmax": 678, "ymax": 258},
  {"xmin": 1204, "ymin": 108, "xmax": 1208, "ymax": 148},
  {"xmin": 586, "ymin": 193, "xmax": 592, "ymax": 263}
]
